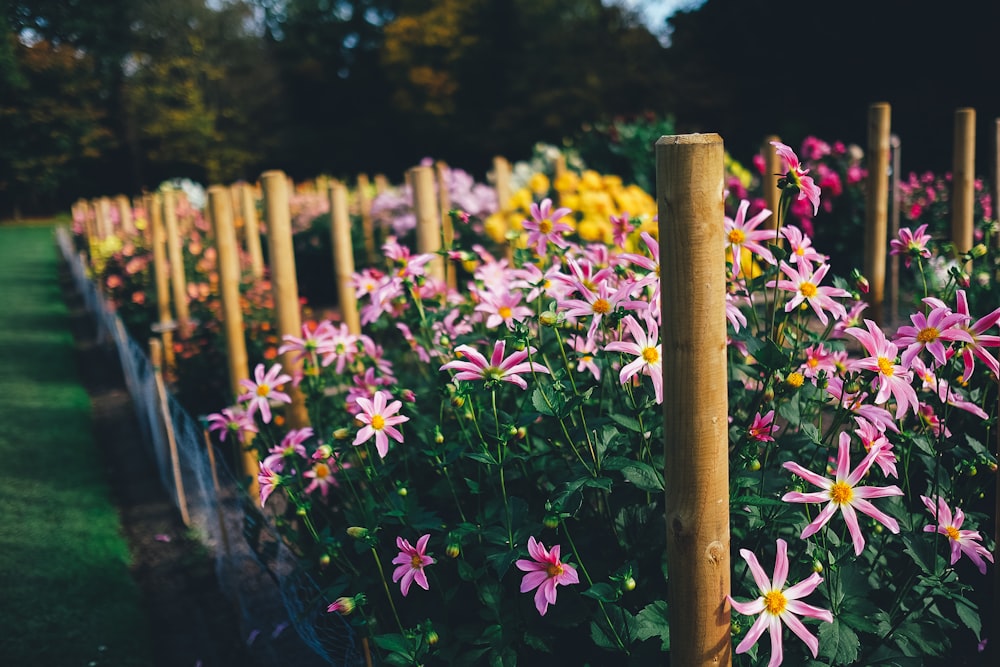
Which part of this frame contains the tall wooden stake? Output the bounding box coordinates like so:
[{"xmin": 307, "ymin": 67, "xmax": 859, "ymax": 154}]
[
  {"xmin": 762, "ymin": 135, "xmax": 782, "ymax": 231},
  {"xmin": 865, "ymin": 102, "xmax": 892, "ymax": 326},
  {"xmin": 952, "ymin": 107, "xmax": 976, "ymax": 256},
  {"xmin": 162, "ymin": 187, "xmax": 191, "ymax": 335},
  {"xmin": 116, "ymin": 194, "xmax": 135, "ymax": 236},
  {"xmin": 208, "ymin": 185, "xmax": 259, "ymax": 496},
  {"xmin": 240, "ymin": 182, "xmax": 265, "ymax": 280},
  {"xmin": 657, "ymin": 133, "xmax": 732, "ymax": 667},
  {"xmin": 329, "ymin": 181, "xmax": 362, "ymax": 335},
  {"xmin": 435, "ymin": 161, "xmax": 457, "ymax": 291},
  {"xmin": 149, "ymin": 337, "xmax": 191, "ymax": 527},
  {"xmin": 148, "ymin": 192, "xmax": 176, "ymax": 374},
  {"xmin": 357, "ymin": 173, "xmax": 378, "ymax": 265},
  {"xmin": 410, "ymin": 165, "xmax": 445, "ymax": 284},
  {"xmin": 261, "ymin": 170, "xmax": 310, "ymax": 429}
]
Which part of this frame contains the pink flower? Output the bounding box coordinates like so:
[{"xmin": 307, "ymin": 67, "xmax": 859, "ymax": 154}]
[
  {"xmin": 258, "ymin": 462, "xmax": 281, "ymax": 507},
  {"xmin": 304, "ymin": 458, "xmax": 336, "ymax": 496},
  {"xmin": 889, "ymin": 224, "xmax": 933, "ymax": 268},
  {"xmin": 728, "ymin": 538, "xmax": 833, "ymax": 667},
  {"xmin": 353, "ymin": 390, "xmax": 408, "ymax": 459},
  {"xmin": 474, "ymin": 290, "xmax": 533, "ymax": 330},
  {"xmin": 748, "ymin": 410, "xmax": 778, "ymax": 442},
  {"xmin": 771, "ymin": 141, "xmax": 821, "ymax": 216},
  {"xmin": 780, "ymin": 225, "xmax": 826, "ymax": 266},
  {"xmin": 515, "ymin": 536, "xmax": 579, "ymax": 616},
  {"xmin": 278, "ymin": 321, "xmax": 337, "ymax": 369},
  {"xmin": 893, "ymin": 300, "xmax": 971, "ymax": 369},
  {"xmin": 522, "ymin": 198, "xmax": 574, "ymax": 255},
  {"xmin": 206, "ymin": 406, "xmax": 258, "ymax": 444},
  {"xmin": 952, "ymin": 289, "xmax": 1000, "ymax": 383},
  {"xmin": 440, "ymin": 340, "xmax": 550, "ymax": 390},
  {"xmin": 391, "ymin": 534, "xmax": 434, "ymax": 596},
  {"xmin": 262, "ymin": 427, "xmax": 313, "ymax": 472},
  {"xmin": 610, "ymin": 212, "xmax": 636, "ymax": 247},
  {"xmin": 768, "ymin": 261, "xmax": 851, "ymax": 326},
  {"xmin": 604, "ymin": 313, "xmax": 663, "ymax": 404},
  {"xmin": 725, "ymin": 199, "xmax": 775, "ymax": 276},
  {"xmin": 853, "ymin": 417, "xmax": 897, "ymax": 479},
  {"xmin": 782, "ymin": 432, "xmax": 903, "ymax": 555},
  {"xmin": 921, "ymin": 495, "xmax": 994, "ymax": 575},
  {"xmin": 238, "ymin": 363, "xmax": 293, "ymax": 424},
  {"xmin": 845, "ymin": 319, "xmax": 919, "ymax": 420},
  {"xmin": 558, "ymin": 278, "xmax": 640, "ymax": 340}
]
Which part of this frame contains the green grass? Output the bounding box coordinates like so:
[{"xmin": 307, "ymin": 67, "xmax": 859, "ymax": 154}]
[{"xmin": 0, "ymin": 223, "xmax": 153, "ymax": 666}]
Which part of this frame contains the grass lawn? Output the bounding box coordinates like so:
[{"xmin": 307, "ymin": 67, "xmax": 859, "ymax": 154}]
[{"xmin": 0, "ymin": 222, "xmax": 153, "ymax": 666}]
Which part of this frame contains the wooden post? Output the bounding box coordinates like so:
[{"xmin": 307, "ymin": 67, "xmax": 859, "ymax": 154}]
[
  {"xmin": 493, "ymin": 155, "xmax": 512, "ymax": 211},
  {"xmin": 762, "ymin": 135, "xmax": 782, "ymax": 231},
  {"xmin": 148, "ymin": 192, "xmax": 176, "ymax": 374},
  {"xmin": 92, "ymin": 198, "xmax": 109, "ymax": 239},
  {"xmin": 329, "ymin": 181, "xmax": 362, "ymax": 335},
  {"xmin": 889, "ymin": 135, "xmax": 902, "ymax": 326},
  {"xmin": 374, "ymin": 173, "xmax": 389, "ymax": 195},
  {"xmin": 208, "ymin": 186, "xmax": 260, "ymax": 495},
  {"xmin": 149, "ymin": 337, "xmax": 191, "ymax": 527},
  {"xmin": 657, "ymin": 134, "xmax": 732, "ymax": 667},
  {"xmin": 261, "ymin": 170, "xmax": 310, "ymax": 429},
  {"xmin": 162, "ymin": 187, "xmax": 191, "ymax": 335},
  {"xmin": 240, "ymin": 182, "xmax": 265, "ymax": 280},
  {"xmin": 952, "ymin": 108, "xmax": 976, "ymax": 255},
  {"xmin": 410, "ymin": 165, "xmax": 445, "ymax": 283},
  {"xmin": 864, "ymin": 102, "xmax": 891, "ymax": 326},
  {"xmin": 435, "ymin": 161, "xmax": 457, "ymax": 291},
  {"xmin": 115, "ymin": 194, "xmax": 135, "ymax": 236},
  {"xmin": 357, "ymin": 173, "xmax": 378, "ymax": 265}
]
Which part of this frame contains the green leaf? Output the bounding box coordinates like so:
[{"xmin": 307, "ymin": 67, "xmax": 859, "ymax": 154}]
[
  {"xmin": 581, "ymin": 582, "xmax": 620, "ymax": 603},
  {"xmin": 634, "ymin": 600, "xmax": 670, "ymax": 650},
  {"xmin": 531, "ymin": 387, "xmax": 556, "ymax": 417},
  {"xmin": 902, "ymin": 534, "xmax": 937, "ymax": 574},
  {"xmin": 604, "ymin": 457, "xmax": 663, "ymax": 492},
  {"xmin": 466, "ymin": 450, "xmax": 498, "ymax": 466},
  {"xmin": 731, "ymin": 495, "xmax": 787, "ymax": 508},
  {"xmin": 753, "ymin": 336, "xmax": 789, "ymax": 372},
  {"xmin": 610, "ymin": 412, "xmax": 643, "ymax": 433},
  {"xmin": 486, "ymin": 548, "xmax": 520, "ymax": 579},
  {"xmin": 373, "ymin": 633, "xmax": 411, "ymax": 656},
  {"xmin": 523, "ymin": 631, "xmax": 552, "ymax": 653},
  {"xmin": 818, "ymin": 619, "xmax": 859, "ymax": 665},
  {"xmin": 953, "ymin": 598, "xmax": 982, "ymax": 641}
]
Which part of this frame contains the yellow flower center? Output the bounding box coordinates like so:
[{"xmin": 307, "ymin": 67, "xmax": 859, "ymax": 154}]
[
  {"xmin": 763, "ymin": 590, "xmax": 787, "ymax": 615},
  {"xmin": 371, "ymin": 414, "xmax": 385, "ymax": 430},
  {"xmin": 539, "ymin": 219, "xmax": 553, "ymax": 234},
  {"xmin": 256, "ymin": 384, "xmax": 271, "ymax": 397},
  {"xmin": 877, "ymin": 357, "xmax": 895, "ymax": 376},
  {"xmin": 728, "ymin": 229, "xmax": 746, "ymax": 244},
  {"xmin": 592, "ymin": 298, "xmax": 611, "ymax": 314},
  {"xmin": 498, "ymin": 306, "xmax": 512, "ymax": 320},
  {"xmin": 411, "ymin": 554, "xmax": 424, "ymax": 568},
  {"xmin": 916, "ymin": 326, "xmax": 940, "ymax": 343},
  {"xmin": 945, "ymin": 525, "xmax": 960, "ymax": 541},
  {"xmin": 796, "ymin": 246, "xmax": 806, "ymax": 256},
  {"xmin": 546, "ymin": 563, "xmax": 564, "ymax": 578},
  {"xmin": 786, "ymin": 372, "xmax": 805, "ymax": 388},
  {"xmin": 642, "ymin": 346, "xmax": 659, "ymax": 364},
  {"xmin": 807, "ymin": 357, "xmax": 819, "ymax": 368},
  {"xmin": 799, "ymin": 282, "xmax": 818, "ymax": 297},
  {"xmin": 313, "ymin": 462, "xmax": 330, "ymax": 479},
  {"xmin": 485, "ymin": 365, "xmax": 505, "ymax": 381},
  {"xmin": 829, "ymin": 481, "xmax": 854, "ymax": 505}
]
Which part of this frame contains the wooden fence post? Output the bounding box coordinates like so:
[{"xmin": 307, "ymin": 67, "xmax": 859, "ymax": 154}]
[
  {"xmin": 952, "ymin": 108, "xmax": 976, "ymax": 256},
  {"xmin": 239, "ymin": 182, "xmax": 265, "ymax": 280},
  {"xmin": 149, "ymin": 337, "xmax": 191, "ymax": 527},
  {"xmin": 147, "ymin": 192, "xmax": 176, "ymax": 374},
  {"xmin": 435, "ymin": 161, "xmax": 457, "ymax": 291},
  {"xmin": 865, "ymin": 102, "xmax": 891, "ymax": 326},
  {"xmin": 657, "ymin": 133, "xmax": 732, "ymax": 667},
  {"xmin": 762, "ymin": 135, "xmax": 782, "ymax": 231},
  {"xmin": 374, "ymin": 173, "xmax": 389, "ymax": 195},
  {"xmin": 357, "ymin": 173, "xmax": 378, "ymax": 265},
  {"xmin": 329, "ymin": 180, "xmax": 362, "ymax": 335},
  {"xmin": 208, "ymin": 186, "xmax": 260, "ymax": 496},
  {"xmin": 116, "ymin": 194, "xmax": 135, "ymax": 236},
  {"xmin": 493, "ymin": 156, "xmax": 514, "ymax": 261},
  {"xmin": 162, "ymin": 187, "xmax": 191, "ymax": 336},
  {"xmin": 410, "ymin": 165, "xmax": 445, "ymax": 284},
  {"xmin": 261, "ymin": 170, "xmax": 310, "ymax": 429}
]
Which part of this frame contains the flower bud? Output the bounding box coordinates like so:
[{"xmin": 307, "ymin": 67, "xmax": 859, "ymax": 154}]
[
  {"xmin": 812, "ymin": 559, "xmax": 823, "ymax": 573},
  {"xmin": 327, "ymin": 596, "xmax": 355, "ymax": 615},
  {"xmin": 450, "ymin": 395, "xmax": 465, "ymax": 409},
  {"xmin": 397, "ymin": 486, "xmax": 408, "ymax": 497},
  {"xmin": 970, "ymin": 243, "xmax": 988, "ymax": 259},
  {"xmin": 434, "ymin": 429, "xmax": 444, "ymax": 444},
  {"xmin": 319, "ymin": 553, "xmax": 331, "ymax": 567},
  {"xmin": 623, "ymin": 577, "xmax": 636, "ymax": 592},
  {"xmin": 346, "ymin": 526, "xmax": 369, "ymax": 539},
  {"xmin": 445, "ymin": 542, "xmax": 460, "ymax": 559},
  {"xmin": 425, "ymin": 630, "xmax": 439, "ymax": 646},
  {"xmin": 748, "ymin": 459, "xmax": 761, "ymax": 472},
  {"xmin": 539, "ymin": 311, "xmax": 558, "ymax": 327},
  {"xmin": 543, "ymin": 513, "xmax": 561, "ymax": 529}
]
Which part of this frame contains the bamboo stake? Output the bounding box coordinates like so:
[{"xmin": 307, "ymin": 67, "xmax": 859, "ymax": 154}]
[
  {"xmin": 435, "ymin": 161, "xmax": 457, "ymax": 291},
  {"xmin": 207, "ymin": 185, "xmax": 259, "ymax": 497},
  {"xmin": 493, "ymin": 156, "xmax": 514, "ymax": 262},
  {"xmin": 410, "ymin": 165, "xmax": 445, "ymax": 284},
  {"xmin": 762, "ymin": 135, "xmax": 782, "ymax": 231},
  {"xmin": 952, "ymin": 108, "xmax": 976, "ymax": 256},
  {"xmin": 115, "ymin": 194, "xmax": 135, "ymax": 236},
  {"xmin": 864, "ymin": 102, "xmax": 891, "ymax": 326},
  {"xmin": 357, "ymin": 173, "xmax": 378, "ymax": 265},
  {"xmin": 162, "ymin": 187, "xmax": 191, "ymax": 336},
  {"xmin": 329, "ymin": 181, "xmax": 362, "ymax": 335},
  {"xmin": 889, "ymin": 135, "xmax": 902, "ymax": 327},
  {"xmin": 261, "ymin": 170, "xmax": 310, "ymax": 429},
  {"xmin": 240, "ymin": 182, "xmax": 265, "ymax": 280},
  {"xmin": 148, "ymin": 192, "xmax": 176, "ymax": 374},
  {"xmin": 149, "ymin": 337, "xmax": 191, "ymax": 527},
  {"xmin": 92, "ymin": 198, "xmax": 108, "ymax": 240},
  {"xmin": 657, "ymin": 133, "xmax": 732, "ymax": 667},
  {"xmin": 374, "ymin": 173, "xmax": 389, "ymax": 195}
]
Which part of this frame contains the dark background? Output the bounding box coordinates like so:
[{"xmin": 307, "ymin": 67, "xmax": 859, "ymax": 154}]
[{"xmin": 3, "ymin": 0, "xmax": 999, "ymax": 217}]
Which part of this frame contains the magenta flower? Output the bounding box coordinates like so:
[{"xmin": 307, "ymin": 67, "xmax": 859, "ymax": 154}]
[
  {"xmin": 353, "ymin": 390, "xmax": 408, "ymax": 459},
  {"xmin": 724, "ymin": 199, "xmax": 775, "ymax": 276},
  {"xmin": 853, "ymin": 417, "xmax": 897, "ymax": 479},
  {"xmin": 278, "ymin": 321, "xmax": 337, "ymax": 368},
  {"xmin": 893, "ymin": 301, "xmax": 972, "ymax": 369},
  {"xmin": 920, "ymin": 495, "xmax": 994, "ymax": 575},
  {"xmin": 846, "ymin": 319, "xmax": 919, "ymax": 420},
  {"xmin": 771, "ymin": 141, "xmax": 822, "ymax": 216},
  {"xmin": 258, "ymin": 461, "xmax": 281, "ymax": 508},
  {"xmin": 391, "ymin": 534, "xmax": 435, "ymax": 596},
  {"xmin": 262, "ymin": 427, "xmax": 313, "ymax": 472},
  {"xmin": 952, "ymin": 289, "xmax": 1000, "ymax": 383},
  {"xmin": 238, "ymin": 363, "xmax": 293, "ymax": 424},
  {"xmin": 889, "ymin": 224, "xmax": 933, "ymax": 267},
  {"xmin": 768, "ymin": 261, "xmax": 851, "ymax": 326},
  {"xmin": 440, "ymin": 340, "xmax": 550, "ymax": 390},
  {"xmin": 515, "ymin": 536, "xmax": 579, "ymax": 616},
  {"xmin": 522, "ymin": 198, "xmax": 573, "ymax": 255},
  {"xmin": 604, "ymin": 313, "xmax": 663, "ymax": 404},
  {"xmin": 781, "ymin": 224, "xmax": 827, "ymax": 266},
  {"xmin": 748, "ymin": 410, "xmax": 778, "ymax": 442},
  {"xmin": 474, "ymin": 290, "xmax": 533, "ymax": 330},
  {"xmin": 559, "ymin": 279, "xmax": 641, "ymax": 340},
  {"xmin": 304, "ymin": 458, "xmax": 337, "ymax": 496},
  {"xmin": 782, "ymin": 432, "xmax": 903, "ymax": 555},
  {"xmin": 728, "ymin": 538, "xmax": 833, "ymax": 667},
  {"xmin": 206, "ymin": 406, "xmax": 258, "ymax": 444}
]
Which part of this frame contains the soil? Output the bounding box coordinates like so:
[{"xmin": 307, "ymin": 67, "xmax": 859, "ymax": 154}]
[{"xmin": 62, "ymin": 263, "xmax": 263, "ymax": 667}]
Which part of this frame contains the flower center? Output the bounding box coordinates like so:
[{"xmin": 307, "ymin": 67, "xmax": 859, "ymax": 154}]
[
  {"xmin": 916, "ymin": 326, "xmax": 940, "ymax": 343},
  {"xmin": 945, "ymin": 525, "xmax": 960, "ymax": 541},
  {"xmin": 256, "ymin": 384, "xmax": 271, "ymax": 397},
  {"xmin": 410, "ymin": 554, "xmax": 424, "ymax": 568},
  {"xmin": 786, "ymin": 372, "xmax": 805, "ymax": 388},
  {"xmin": 728, "ymin": 229, "xmax": 746, "ymax": 244},
  {"xmin": 799, "ymin": 281, "xmax": 818, "ymax": 297},
  {"xmin": 795, "ymin": 246, "xmax": 806, "ymax": 256},
  {"xmin": 371, "ymin": 414, "xmax": 386, "ymax": 430},
  {"xmin": 313, "ymin": 462, "xmax": 330, "ymax": 479},
  {"xmin": 484, "ymin": 365, "xmax": 505, "ymax": 381},
  {"xmin": 539, "ymin": 219, "xmax": 553, "ymax": 234},
  {"xmin": 498, "ymin": 306, "xmax": 512, "ymax": 320},
  {"xmin": 546, "ymin": 563, "xmax": 564, "ymax": 578},
  {"xmin": 763, "ymin": 589, "xmax": 787, "ymax": 615},
  {"xmin": 829, "ymin": 481, "xmax": 854, "ymax": 505},
  {"xmin": 592, "ymin": 298, "xmax": 611, "ymax": 314},
  {"xmin": 877, "ymin": 357, "xmax": 895, "ymax": 376},
  {"xmin": 642, "ymin": 346, "xmax": 659, "ymax": 364}
]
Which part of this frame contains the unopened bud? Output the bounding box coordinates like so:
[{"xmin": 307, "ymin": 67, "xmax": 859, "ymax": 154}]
[
  {"xmin": 970, "ymin": 243, "xmax": 988, "ymax": 259},
  {"xmin": 346, "ymin": 526, "xmax": 369, "ymax": 539},
  {"xmin": 450, "ymin": 395, "xmax": 465, "ymax": 409},
  {"xmin": 327, "ymin": 596, "xmax": 355, "ymax": 615},
  {"xmin": 445, "ymin": 542, "xmax": 460, "ymax": 558},
  {"xmin": 426, "ymin": 630, "xmax": 439, "ymax": 646}
]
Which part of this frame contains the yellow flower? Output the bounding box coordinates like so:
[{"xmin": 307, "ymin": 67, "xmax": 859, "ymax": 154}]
[{"xmin": 529, "ymin": 172, "xmax": 550, "ymax": 195}]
